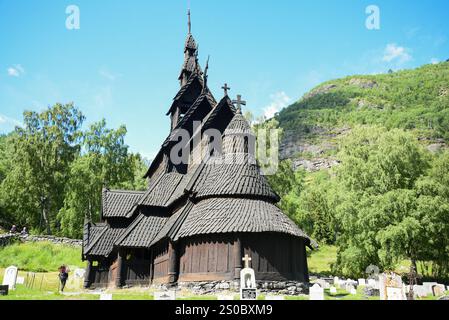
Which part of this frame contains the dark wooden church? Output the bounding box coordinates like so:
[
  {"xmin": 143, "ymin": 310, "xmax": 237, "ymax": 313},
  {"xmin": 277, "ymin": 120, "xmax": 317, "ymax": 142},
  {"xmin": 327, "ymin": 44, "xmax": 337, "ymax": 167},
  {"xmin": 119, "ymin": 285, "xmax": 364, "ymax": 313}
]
[{"xmin": 82, "ymin": 11, "xmax": 314, "ymax": 289}]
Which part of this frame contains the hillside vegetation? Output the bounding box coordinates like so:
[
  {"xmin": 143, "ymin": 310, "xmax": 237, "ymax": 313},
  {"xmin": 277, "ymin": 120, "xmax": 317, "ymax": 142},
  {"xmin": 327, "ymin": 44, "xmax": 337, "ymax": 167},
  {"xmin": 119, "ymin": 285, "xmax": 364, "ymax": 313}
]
[
  {"xmin": 278, "ymin": 62, "xmax": 449, "ymax": 142},
  {"xmin": 262, "ymin": 62, "xmax": 449, "ymax": 281}
]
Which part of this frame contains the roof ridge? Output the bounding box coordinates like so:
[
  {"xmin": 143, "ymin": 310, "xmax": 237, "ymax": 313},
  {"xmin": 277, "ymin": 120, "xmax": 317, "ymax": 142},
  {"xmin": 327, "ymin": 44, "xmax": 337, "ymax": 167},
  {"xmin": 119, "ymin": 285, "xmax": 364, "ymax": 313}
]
[{"xmin": 104, "ymin": 189, "xmax": 146, "ymax": 194}]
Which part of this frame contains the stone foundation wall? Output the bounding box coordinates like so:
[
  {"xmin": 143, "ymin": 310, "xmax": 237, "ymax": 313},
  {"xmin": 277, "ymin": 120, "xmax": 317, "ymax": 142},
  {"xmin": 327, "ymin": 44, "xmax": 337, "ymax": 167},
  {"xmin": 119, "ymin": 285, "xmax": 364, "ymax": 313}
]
[
  {"xmin": 0, "ymin": 234, "xmax": 82, "ymax": 247},
  {"xmin": 153, "ymin": 280, "xmax": 310, "ymax": 296}
]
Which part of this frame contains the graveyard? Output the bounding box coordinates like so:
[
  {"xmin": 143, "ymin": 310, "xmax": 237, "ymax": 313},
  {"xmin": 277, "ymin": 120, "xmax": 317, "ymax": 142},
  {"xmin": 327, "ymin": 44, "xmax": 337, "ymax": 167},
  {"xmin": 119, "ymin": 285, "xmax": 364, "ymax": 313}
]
[{"xmin": 1, "ymin": 239, "xmax": 448, "ymax": 301}]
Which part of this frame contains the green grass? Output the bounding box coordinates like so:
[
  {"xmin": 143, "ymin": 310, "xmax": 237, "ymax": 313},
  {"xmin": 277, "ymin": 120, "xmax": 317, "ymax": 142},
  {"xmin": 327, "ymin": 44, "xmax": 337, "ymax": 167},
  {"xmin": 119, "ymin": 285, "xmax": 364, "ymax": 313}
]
[
  {"xmin": 0, "ymin": 241, "xmax": 83, "ymax": 272},
  {"xmin": 308, "ymin": 245, "xmax": 337, "ymax": 275}
]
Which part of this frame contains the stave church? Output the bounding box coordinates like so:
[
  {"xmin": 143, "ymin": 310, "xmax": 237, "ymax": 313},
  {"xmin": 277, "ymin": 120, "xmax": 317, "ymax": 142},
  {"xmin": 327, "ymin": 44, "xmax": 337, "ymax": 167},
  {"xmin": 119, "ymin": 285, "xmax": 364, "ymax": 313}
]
[{"xmin": 82, "ymin": 11, "xmax": 314, "ymax": 289}]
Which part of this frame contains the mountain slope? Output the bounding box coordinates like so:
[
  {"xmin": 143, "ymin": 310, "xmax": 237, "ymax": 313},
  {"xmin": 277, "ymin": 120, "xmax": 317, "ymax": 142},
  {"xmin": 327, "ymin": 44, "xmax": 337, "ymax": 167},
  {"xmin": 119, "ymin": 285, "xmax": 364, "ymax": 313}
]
[{"xmin": 276, "ymin": 62, "xmax": 449, "ymax": 171}]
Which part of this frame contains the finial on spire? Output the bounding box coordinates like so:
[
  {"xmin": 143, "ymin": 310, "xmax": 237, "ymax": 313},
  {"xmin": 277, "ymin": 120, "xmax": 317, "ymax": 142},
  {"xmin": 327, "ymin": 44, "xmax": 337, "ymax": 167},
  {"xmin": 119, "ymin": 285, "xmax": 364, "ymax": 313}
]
[
  {"xmin": 188, "ymin": 9, "xmax": 191, "ymax": 34},
  {"xmin": 232, "ymin": 94, "xmax": 246, "ymax": 114},
  {"xmin": 203, "ymin": 55, "xmax": 210, "ymax": 89},
  {"xmin": 222, "ymin": 83, "xmax": 231, "ymax": 96}
]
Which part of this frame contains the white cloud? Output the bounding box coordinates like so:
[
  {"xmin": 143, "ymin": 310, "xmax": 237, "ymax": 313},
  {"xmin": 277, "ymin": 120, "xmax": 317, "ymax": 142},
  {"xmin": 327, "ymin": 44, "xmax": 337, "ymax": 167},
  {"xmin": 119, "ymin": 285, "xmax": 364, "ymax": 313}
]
[
  {"xmin": 382, "ymin": 44, "xmax": 412, "ymax": 64},
  {"xmin": 263, "ymin": 91, "xmax": 291, "ymax": 119},
  {"xmin": 430, "ymin": 58, "xmax": 440, "ymax": 65},
  {"xmin": 0, "ymin": 114, "xmax": 23, "ymax": 128},
  {"xmin": 7, "ymin": 64, "xmax": 25, "ymax": 77},
  {"xmin": 99, "ymin": 68, "xmax": 121, "ymax": 81}
]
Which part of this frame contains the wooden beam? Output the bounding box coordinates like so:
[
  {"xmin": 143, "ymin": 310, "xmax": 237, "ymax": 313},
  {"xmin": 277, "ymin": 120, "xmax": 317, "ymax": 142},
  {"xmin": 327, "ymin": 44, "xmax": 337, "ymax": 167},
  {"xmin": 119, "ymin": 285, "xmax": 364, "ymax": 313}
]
[
  {"xmin": 234, "ymin": 237, "xmax": 242, "ymax": 279},
  {"xmin": 168, "ymin": 241, "xmax": 178, "ymax": 284},
  {"xmin": 83, "ymin": 259, "xmax": 92, "ymax": 289},
  {"xmin": 115, "ymin": 249, "xmax": 124, "ymax": 288}
]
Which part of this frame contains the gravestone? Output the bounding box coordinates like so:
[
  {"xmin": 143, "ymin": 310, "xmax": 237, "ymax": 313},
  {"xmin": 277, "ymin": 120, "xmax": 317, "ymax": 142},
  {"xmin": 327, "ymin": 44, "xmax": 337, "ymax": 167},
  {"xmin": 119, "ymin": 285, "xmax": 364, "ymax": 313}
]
[
  {"xmin": 2, "ymin": 266, "xmax": 18, "ymax": 290},
  {"xmin": 316, "ymin": 279, "xmax": 330, "ymax": 289},
  {"xmin": 379, "ymin": 273, "xmax": 405, "ymax": 300},
  {"xmin": 16, "ymin": 276, "xmax": 25, "ymax": 285},
  {"xmin": 154, "ymin": 291, "xmax": 176, "ymax": 300},
  {"xmin": 309, "ymin": 283, "xmax": 324, "ymax": 300},
  {"xmin": 412, "ymin": 285, "xmax": 428, "ymax": 298},
  {"xmin": 386, "ymin": 287, "xmax": 404, "ymax": 300},
  {"xmin": 367, "ymin": 279, "xmax": 377, "ymax": 288},
  {"xmin": 358, "ymin": 279, "xmax": 366, "ymax": 286},
  {"xmin": 74, "ymin": 268, "xmax": 86, "ymax": 278},
  {"xmin": 333, "ymin": 277, "xmax": 339, "ymax": 286},
  {"xmin": 350, "ymin": 287, "xmax": 357, "ymax": 295},
  {"xmin": 345, "ymin": 284, "xmax": 355, "ymax": 293},
  {"xmin": 100, "ymin": 293, "xmax": 113, "ymax": 300},
  {"xmin": 330, "ymin": 286, "xmax": 337, "ymax": 294},
  {"xmin": 0, "ymin": 285, "xmax": 8, "ymax": 296},
  {"xmin": 422, "ymin": 282, "xmax": 438, "ymax": 296},
  {"xmin": 432, "ymin": 284, "xmax": 445, "ymax": 297},
  {"xmin": 240, "ymin": 254, "xmax": 257, "ymax": 300}
]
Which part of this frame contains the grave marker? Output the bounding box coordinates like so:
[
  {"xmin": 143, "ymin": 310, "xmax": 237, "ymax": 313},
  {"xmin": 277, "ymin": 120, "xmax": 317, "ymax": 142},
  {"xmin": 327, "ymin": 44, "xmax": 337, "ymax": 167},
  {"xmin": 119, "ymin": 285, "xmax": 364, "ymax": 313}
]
[
  {"xmin": 240, "ymin": 254, "xmax": 257, "ymax": 300},
  {"xmin": 2, "ymin": 266, "xmax": 18, "ymax": 290},
  {"xmin": 100, "ymin": 293, "xmax": 113, "ymax": 300},
  {"xmin": 154, "ymin": 291, "xmax": 176, "ymax": 300},
  {"xmin": 309, "ymin": 283, "xmax": 324, "ymax": 300}
]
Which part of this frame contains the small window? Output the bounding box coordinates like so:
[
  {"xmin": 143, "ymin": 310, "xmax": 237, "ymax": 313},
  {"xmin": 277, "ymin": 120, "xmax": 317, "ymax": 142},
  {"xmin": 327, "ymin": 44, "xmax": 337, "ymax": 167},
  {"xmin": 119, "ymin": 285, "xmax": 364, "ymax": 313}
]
[{"xmin": 92, "ymin": 261, "xmax": 99, "ymax": 267}]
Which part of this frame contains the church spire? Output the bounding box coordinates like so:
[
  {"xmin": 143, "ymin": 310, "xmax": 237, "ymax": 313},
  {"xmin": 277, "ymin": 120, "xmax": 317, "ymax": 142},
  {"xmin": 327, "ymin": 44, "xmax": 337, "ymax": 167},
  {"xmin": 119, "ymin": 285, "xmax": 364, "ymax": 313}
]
[
  {"xmin": 179, "ymin": 9, "xmax": 200, "ymax": 87},
  {"xmin": 188, "ymin": 9, "xmax": 191, "ymax": 34}
]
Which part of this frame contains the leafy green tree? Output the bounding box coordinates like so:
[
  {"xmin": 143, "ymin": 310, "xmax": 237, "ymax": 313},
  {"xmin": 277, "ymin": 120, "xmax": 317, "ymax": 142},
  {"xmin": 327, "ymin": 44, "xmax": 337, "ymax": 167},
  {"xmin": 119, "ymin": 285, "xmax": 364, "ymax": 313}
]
[
  {"xmin": 0, "ymin": 103, "xmax": 84, "ymax": 234},
  {"xmin": 297, "ymin": 172, "xmax": 336, "ymax": 244},
  {"xmin": 333, "ymin": 126, "xmax": 430, "ymax": 277},
  {"xmin": 57, "ymin": 120, "xmax": 147, "ymax": 238}
]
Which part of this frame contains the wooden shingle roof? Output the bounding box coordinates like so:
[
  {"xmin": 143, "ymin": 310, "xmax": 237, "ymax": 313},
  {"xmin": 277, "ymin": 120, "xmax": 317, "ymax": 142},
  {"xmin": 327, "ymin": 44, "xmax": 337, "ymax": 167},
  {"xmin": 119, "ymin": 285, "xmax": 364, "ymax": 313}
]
[
  {"xmin": 194, "ymin": 156, "xmax": 280, "ymax": 202},
  {"xmin": 84, "ymin": 225, "xmax": 126, "ymax": 257},
  {"xmin": 115, "ymin": 213, "xmax": 168, "ymax": 248},
  {"xmin": 102, "ymin": 189, "xmax": 145, "ymax": 218},
  {"xmin": 172, "ymin": 198, "xmax": 313, "ymax": 245},
  {"xmin": 137, "ymin": 173, "xmax": 185, "ymax": 208},
  {"xmin": 83, "ymin": 223, "xmax": 107, "ymax": 253},
  {"xmin": 150, "ymin": 201, "xmax": 194, "ymax": 246},
  {"xmin": 163, "ymin": 91, "xmax": 216, "ymax": 147}
]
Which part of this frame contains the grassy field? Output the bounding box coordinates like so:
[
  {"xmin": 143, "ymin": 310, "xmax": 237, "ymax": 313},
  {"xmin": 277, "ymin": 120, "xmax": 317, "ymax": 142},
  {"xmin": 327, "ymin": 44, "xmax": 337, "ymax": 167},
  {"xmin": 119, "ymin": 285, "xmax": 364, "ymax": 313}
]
[
  {"xmin": 308, "ymin": 245, "xmax": 337, "ymax": 275},
  {"xmin": 0, "ymin": 241, "xmax": 83, "ymax": 272}
]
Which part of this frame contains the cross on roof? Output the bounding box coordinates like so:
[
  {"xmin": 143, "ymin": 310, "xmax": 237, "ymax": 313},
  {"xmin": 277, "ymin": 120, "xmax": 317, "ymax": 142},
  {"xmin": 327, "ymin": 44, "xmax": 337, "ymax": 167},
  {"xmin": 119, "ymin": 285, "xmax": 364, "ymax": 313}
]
[
  {"xmin": 222, "ymin": 83, "xmax": 231, "ymax": 96},
  {"xmin": 232, "ymin": 94, "xmax": 246, "ymax": 113},
  {"xmin": 242, "ymin": 254, "xmax": 252, "ymax": 268}
]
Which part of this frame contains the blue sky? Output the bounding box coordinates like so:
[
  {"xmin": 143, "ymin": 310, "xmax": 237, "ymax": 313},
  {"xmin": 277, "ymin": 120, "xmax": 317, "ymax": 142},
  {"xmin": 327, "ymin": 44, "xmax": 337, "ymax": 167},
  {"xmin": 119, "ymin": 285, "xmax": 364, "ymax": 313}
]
[{"xmin": 1, "ymin": 0, "xmax": 448, "ymax": 159}]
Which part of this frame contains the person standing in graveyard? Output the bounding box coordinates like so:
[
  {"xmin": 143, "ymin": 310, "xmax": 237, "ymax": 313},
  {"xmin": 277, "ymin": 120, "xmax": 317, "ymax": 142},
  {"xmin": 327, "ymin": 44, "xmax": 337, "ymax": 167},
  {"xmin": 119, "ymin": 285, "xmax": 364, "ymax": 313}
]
[
  {"xmin": 20, "ymin": 227, "xmax": 28, "ymax": 236},
  {"xmin": 9, "ymin": 225, "xmax": 17, "ymax": 234},
  {"xmin": 58, "ymin": 265, "xmax": 69, "ymax": 292}
]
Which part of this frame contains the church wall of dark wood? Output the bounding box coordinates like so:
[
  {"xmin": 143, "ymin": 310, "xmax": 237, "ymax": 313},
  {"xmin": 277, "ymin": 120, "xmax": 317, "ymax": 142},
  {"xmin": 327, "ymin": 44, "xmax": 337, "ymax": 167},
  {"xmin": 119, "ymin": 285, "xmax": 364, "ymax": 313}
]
[
  {"xmin": 122, "ymin": 248, "xmax": 152, "ymax": 286},
  {"xmin": 152, "ymin": 242, "xmax": 170, "ymax": 283},
  {"xmin": 174, "ymin": 233, "xmax": 308, "ymax": 283},
  {"xmin": 178, "ymin": 234, "xmax": 236, "ymax": 282},
  {"xmin": 241, "ymin": 233, "xmax": 309, "ymax": 282},
  {"xmin": 87, "ymin": 258, "xmax": 113, "ymax": 288}
]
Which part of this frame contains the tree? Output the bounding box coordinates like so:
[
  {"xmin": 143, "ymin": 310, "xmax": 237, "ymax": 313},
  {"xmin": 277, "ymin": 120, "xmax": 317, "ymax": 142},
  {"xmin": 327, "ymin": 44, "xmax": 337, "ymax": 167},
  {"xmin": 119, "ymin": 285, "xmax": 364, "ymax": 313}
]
[
  {"xmin": 297, "ymin": 171, "xmax": 336, "ymax": 244},
  {"xmin": 333, "ymin": 126, "xmax": 430, "ymax": 277},
  {"xmin": 0, "ymin": 103, "xmax": 84, "ymax": 234},
  {"xmin": 57, "ymin": 120, "xmax": 147, "ymax": 238}
]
